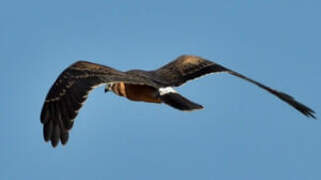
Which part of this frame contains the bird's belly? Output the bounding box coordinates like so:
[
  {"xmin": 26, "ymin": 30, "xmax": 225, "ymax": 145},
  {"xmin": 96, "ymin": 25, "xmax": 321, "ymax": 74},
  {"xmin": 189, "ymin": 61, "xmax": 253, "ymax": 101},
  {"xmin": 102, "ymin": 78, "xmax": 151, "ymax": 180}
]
[{"xmin": 124, "ymin": 84, "xmax": 161, "ymax": 103}]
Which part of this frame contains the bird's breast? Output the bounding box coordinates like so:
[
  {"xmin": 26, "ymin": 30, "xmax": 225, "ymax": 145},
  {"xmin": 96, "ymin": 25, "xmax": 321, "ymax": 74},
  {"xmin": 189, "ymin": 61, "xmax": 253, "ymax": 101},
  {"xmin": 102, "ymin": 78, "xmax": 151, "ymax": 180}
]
[{"xmin": 111, "ymin": 83, "xmax": 161, "ymax": 103}]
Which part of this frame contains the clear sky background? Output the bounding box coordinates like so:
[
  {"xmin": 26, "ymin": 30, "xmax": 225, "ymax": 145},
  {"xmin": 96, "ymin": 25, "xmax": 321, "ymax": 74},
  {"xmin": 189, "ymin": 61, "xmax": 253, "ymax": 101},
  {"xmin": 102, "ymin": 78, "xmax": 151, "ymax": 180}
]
[{"xmin": 1, "ymin": 0, "xmax": 320, "ymax": 179}]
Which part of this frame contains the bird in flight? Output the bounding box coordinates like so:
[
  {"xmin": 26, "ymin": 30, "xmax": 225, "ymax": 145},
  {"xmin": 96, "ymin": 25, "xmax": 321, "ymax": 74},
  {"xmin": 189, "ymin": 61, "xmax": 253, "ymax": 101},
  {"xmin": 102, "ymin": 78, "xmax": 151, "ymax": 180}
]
[{"xmin": 41, "ymin": 55, "xmax": 316, "ymax": 147}]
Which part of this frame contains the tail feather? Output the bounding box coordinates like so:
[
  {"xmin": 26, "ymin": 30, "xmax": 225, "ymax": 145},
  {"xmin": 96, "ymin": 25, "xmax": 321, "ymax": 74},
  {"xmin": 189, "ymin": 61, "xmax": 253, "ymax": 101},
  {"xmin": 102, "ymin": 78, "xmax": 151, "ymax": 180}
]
[{"xmin": 160, "ymin": 93, "xmax": 203, "ymax": 111}]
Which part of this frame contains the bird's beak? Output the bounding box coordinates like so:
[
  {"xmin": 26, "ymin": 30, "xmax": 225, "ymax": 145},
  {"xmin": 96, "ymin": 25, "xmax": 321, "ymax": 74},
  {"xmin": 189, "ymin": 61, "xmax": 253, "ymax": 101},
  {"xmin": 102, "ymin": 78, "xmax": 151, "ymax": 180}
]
[{"xmin": 104, "ymin": 86, "xmax": 109, "ymax": 93}]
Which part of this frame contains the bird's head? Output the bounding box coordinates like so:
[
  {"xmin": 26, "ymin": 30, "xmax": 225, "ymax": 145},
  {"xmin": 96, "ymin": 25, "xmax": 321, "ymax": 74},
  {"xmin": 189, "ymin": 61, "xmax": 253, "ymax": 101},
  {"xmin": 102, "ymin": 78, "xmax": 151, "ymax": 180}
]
[{"xmin": 104, "ymin": 83, "xmax": 113, "ymax": 93}]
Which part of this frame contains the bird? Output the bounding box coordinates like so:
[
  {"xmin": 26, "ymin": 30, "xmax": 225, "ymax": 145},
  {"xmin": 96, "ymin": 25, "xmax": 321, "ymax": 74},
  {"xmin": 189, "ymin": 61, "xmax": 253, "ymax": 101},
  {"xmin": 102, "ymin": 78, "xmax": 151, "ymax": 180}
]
[{"xmin": 40, "ymin": 55, "xmax": 316, "ymax": 147}]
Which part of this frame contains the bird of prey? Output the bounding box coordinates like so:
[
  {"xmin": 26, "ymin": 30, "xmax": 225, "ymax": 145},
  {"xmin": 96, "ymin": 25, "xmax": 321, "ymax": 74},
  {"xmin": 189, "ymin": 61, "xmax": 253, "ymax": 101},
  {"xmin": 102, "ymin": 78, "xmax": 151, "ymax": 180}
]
[{"xmin": 41, "ymin": 55, "xmax": 316, "ymax": 147}]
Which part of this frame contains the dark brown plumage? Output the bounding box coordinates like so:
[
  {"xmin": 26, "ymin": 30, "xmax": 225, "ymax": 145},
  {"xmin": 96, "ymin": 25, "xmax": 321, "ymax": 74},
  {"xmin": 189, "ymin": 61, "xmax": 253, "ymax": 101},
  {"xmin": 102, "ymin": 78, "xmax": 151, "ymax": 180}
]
[{"xmin": 41, "ymin": 55, "xmax": 316, "ymax": 147}]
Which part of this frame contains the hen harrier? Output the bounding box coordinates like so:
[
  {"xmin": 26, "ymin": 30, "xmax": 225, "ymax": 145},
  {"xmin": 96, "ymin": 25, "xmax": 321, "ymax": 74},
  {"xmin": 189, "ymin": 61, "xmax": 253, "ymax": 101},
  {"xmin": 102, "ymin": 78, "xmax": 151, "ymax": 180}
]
[{"xmin": 41, "ymin": 55, "xmax": 316, "ymax": 147}]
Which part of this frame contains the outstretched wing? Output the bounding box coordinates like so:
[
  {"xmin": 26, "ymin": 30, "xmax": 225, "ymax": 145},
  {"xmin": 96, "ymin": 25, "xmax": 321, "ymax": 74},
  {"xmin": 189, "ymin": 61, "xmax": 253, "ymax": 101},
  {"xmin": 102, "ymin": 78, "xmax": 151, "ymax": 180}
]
[
  {"xmin": 153, "ymin": 55, "xmax": 316, "ymax": 119},
  {"xmin": 41, "ymin": 61, "xmax": 156, "ymax": 147}
]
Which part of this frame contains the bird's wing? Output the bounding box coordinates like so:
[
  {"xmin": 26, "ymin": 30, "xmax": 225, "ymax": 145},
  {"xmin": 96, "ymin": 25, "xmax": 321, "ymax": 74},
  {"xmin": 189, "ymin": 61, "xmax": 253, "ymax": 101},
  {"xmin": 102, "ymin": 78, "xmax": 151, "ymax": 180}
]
[
  {"xmin": 153, "ymin": 55, "xmax": 316, "ymax": 118},
  {"xmin": 152, "ymin": 55, "xmax": 228, "ymax": 86},
  {"xmin": 41, "ymin": 61, "xmax": 157, "ymax": 147}
]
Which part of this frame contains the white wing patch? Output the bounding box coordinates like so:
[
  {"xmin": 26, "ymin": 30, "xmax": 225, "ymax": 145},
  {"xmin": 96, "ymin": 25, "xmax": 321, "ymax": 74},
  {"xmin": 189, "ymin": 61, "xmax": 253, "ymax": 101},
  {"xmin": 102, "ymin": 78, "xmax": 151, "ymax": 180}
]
[{"xmin": 159, "ymin": 87, "xmax": 177, "ymax": 96}]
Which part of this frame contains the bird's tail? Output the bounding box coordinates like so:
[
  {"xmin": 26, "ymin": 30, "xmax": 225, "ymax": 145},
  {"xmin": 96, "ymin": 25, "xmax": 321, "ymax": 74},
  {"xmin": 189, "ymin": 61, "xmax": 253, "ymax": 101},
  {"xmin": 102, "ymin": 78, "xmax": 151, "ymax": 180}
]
[{"xmin": 160, "ymin": 92, "xmax": 203, "ymax": 111}]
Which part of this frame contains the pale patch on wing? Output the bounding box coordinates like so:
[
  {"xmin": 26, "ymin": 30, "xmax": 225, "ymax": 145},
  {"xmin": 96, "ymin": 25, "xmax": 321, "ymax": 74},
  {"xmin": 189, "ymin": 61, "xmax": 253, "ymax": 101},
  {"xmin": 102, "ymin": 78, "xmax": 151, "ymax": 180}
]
[{"xmin": 181, "ymin": 55, "xmax": 202, "ymax": 65}]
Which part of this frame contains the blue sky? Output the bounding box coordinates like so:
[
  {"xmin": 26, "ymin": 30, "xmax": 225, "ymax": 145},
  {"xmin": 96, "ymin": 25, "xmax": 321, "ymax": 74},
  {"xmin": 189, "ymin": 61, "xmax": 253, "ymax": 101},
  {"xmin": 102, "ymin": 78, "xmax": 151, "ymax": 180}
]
[{"xmin": 1, "ymin": 0, "xmax": 321, "ymax": 179}]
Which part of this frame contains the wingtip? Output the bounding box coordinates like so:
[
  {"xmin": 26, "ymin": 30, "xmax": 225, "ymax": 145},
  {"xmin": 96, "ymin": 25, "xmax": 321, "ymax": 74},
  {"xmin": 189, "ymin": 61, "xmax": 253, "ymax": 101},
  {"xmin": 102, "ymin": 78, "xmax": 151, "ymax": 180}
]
[
  {"xmin": 51, "ymin": 140, "xmax": 59, "ymax": 148},
  {"xmin": 297, "ymin": 102, "xmax": 316, "ymax": 119},
  {"xmin": 306, "ymin": 110, "xmax": 317, "ymax": 120},
  {"xmin": 298, "ymin": 106, "xmax": 316, "ymax": 119}
]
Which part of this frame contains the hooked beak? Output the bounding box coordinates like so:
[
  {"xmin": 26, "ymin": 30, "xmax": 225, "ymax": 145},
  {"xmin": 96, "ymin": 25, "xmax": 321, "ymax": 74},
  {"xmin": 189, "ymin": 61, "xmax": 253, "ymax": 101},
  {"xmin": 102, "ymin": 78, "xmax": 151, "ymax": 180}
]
[
  {"xmin": 105, "ymin": 83, "xmax": 113, "ymax": 93},
  {"xmin": 104, "ymin": 87, "xmax": 109, "ymax": 93}
]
